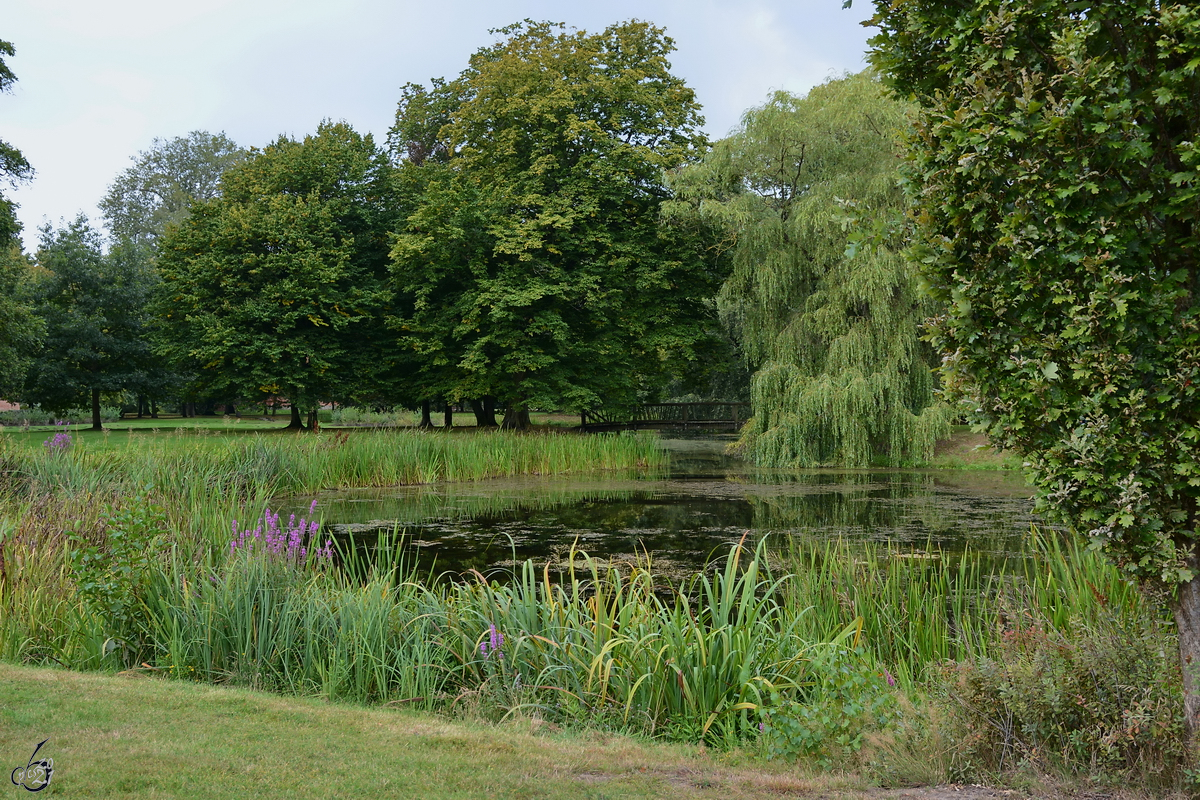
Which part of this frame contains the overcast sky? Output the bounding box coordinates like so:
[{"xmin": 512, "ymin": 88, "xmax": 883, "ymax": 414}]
[{"xmin": 4, "ymin": 0, "xmax": 874, "ymax": 252}]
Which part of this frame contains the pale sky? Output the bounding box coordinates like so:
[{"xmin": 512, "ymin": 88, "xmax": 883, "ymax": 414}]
[{"xmin": 3, "ymin": 0, "xmax": 874, "ymax": 252}]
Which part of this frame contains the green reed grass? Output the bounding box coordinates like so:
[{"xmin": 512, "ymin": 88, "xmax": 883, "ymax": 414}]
[
  {"xmin": 778, "ymin": 526, "xmax": 1155, "ymax": 686},
  {"xmin": 127, "ymin": 536, "xmax": 827, "ymax": 743}
]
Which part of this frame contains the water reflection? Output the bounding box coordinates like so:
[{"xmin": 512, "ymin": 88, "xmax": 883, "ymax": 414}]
[{"xmin": 283, "ymin": 436, "xmax": 1036, "ymax": 580}]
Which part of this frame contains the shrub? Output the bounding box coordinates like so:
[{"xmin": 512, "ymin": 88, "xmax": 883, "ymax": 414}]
[
  {"xmin": 68, "ymin": 495, "xmax": 168, "ymax": 650},
  {"xmin": 761, "ymin": 639, "xmax": 898, "ymax": 766},
  {"xmin": 941, "ymin": 610, "xmax": 1186, "ymax": 786}
]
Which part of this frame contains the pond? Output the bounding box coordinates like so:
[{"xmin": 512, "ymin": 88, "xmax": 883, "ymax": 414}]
[{"xmin": 284, "ymin": 436, "xmax": 1038, "ymax": 581}]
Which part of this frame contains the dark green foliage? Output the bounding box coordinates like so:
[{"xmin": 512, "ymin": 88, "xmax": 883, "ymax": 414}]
[
  {"xmin": 0, "ymin": 245, "xmax": 44, "ymax": 399},
  {"xmin": 390, "ymin": 21, "xmax": 727, "ymax": 422},
  {"xmin": 24, "ymin": 217, "xmax": 156, "ymax": 428},
  {"xmin": 867, "ymin": 0, "xmax": 1200, "ymax": 584},
  {"xmin": 669, "ymin": 73, "xmax": 948, "ymax": 467},
  {"xmin": 867, "ymin": 0, "xmax": 1200, "ymax": 738},
  {"xmin": 156, "ymin": 122, "xmax": 395, "ymax": 416}
]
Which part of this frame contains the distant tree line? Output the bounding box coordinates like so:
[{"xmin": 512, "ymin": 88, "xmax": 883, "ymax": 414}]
[{"xmin": 1, "ymin": 22, "xmax": 944, "ymax": 462}]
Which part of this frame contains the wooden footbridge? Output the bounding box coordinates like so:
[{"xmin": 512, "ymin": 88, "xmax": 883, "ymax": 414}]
[{"xmin": 579, "ymin": 402, "xmax": 749, "ymax": 433}]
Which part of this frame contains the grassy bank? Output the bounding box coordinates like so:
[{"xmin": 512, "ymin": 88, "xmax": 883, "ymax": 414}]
[{"xmin": 0, "ymin": 662, "xmax": 898, "ymax": 800}]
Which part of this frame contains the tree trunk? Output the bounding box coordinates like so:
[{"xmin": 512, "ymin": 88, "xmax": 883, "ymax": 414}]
[
  {"xmin": 137, "ymin": 394, "xmax": 145, "ymax": 419},
  {"xmin": 472, "ymin": 397, "xmax": 498, "ymax": 427},
  {"xmin": 91, "ymin": 387, "xmax": 102, "ymax": 431},
  {"xmin": 307, "ymin": 409, "xmax": 320, "ymax": 432},
  {"xmin": 150, "ymin": 398, "xmax": 158, "ymax": 419},
  {"xmin": 418, "ymin": 400, "xmax": 433, "ymax": 429},
  {"xmin": 286, "ymin": 404, "xmax": 306, "ymax": 430},
  {"xmin": 444, "ymin": 400, "xmax": 453, "ymax": 429},
  {"xmin": 1174, "ymin": 569, "xmax": 1200, "ymax": 738},
  {"xmin": 500, "ymin": 403, "xmax": 531, "ymax": 431}
]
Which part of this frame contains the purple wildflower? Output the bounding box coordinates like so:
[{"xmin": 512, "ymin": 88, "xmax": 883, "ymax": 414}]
[
  {"xmin": 480, "ymin": 624, "xmax": 505, "ymax": 659},
  {"xmin": 42, "ymin": 422, "xmax": 72, "ymax": 454},
  {"xmin": 225, "ymin": 501, "xmax": 332, "ymax": 567},
  {"xmin": 883, "ymin": 668, "xmax": 896, "ymax": 687}
]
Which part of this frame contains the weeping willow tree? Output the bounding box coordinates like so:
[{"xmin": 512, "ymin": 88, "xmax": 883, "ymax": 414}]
[{"xmin": 668, "ymin": 71, "xmax": 949, "ymax": 467}]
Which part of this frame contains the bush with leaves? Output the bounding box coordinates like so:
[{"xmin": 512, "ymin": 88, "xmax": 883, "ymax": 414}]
[
  {"xmin": 68, "ymin": 496, "xmax": 167, "ymax": 650},
  {"xmin": 941, "ymin": 612, "xmax": 1186, "ymax": 786},
  {"xmin": 762, "ymin": 642, "xmax": 898, "ymax": 766}
]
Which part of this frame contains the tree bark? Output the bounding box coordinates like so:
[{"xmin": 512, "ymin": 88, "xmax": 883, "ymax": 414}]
[
  {"xmin": 472, "ymin": 397, "xmax": 498, "ymax": 427},
  {"xmin": 137, "ymin": 394, "xmax": 145, "ymax": 419},
  {"xmin": 500, "ymin": 403, "xmax": 531, "ymax": 431},
  {"xmin": 286, "ymin": 404, "xmax": 306, "ymax": 430},
  {"xmin": 307, "ymin": 409, "xmax": 320, "ymax": 432},
  {"xmin": 150, "ymin": 398, "xmax": 158, "ymax": 419},
  {"xmin": 91, "ymin": 387, "xmax": 103, "ymax": 431},
  {"xmin": 418, "ymin": 399, "xmax": 433, "ymax": 429},
  {"xmin": 1174, "ymin": 568, "xmax": 1200, "ymax": 738},
  {"xmin": 443, "ymin": 399, "xmax": 453, "ymax": 429}
]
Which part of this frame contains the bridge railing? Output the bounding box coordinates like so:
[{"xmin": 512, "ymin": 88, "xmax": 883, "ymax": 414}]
[{"xmin": 581, "ymin": 402, "xmax": 750, "ymax": 430}]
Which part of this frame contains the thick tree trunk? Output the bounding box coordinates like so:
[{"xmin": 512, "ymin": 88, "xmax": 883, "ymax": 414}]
[
  {"xmin": 444, "ymin": 400, "xmax": 453, "ymax": 429},
  {"xmin": 418, "ymin": 400, "xmax": 433, "ymax": 429},
  {"xmin": 91, "ymin": 388, "xmax": 103, "ymax": 431},
  {"xmin": 472, "ymin": 397, "xmax": 498, "ymax": 427},
  {"xmin": 1174, "ymin": 569, "xmax": 1200, "ymax": 738},
  {"xmin": 137, "ymin": 394, "xmax": 145, "ymax": 419},
  {"xmin": 500, "ymin": 403, "xmax": 531, "ymax": 431},
  {"xmin": 286, "ymin": 404, "xmax": 306, "ymax": 430},
  {"xmin": 150, "ymin": 399, "xmax": 158, "ymax": 419},
  {"xmin": 307, "ymin": 409, "xmax": 320, "ymax": 432}
]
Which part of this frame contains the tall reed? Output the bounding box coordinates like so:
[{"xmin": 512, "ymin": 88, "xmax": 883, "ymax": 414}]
[
  {"xmin": 778, "ymin": 526, "xmax": 1155, "ymax": 685},
  {"xmin": 131, "ymin": 535, "xmax": 829, "ymax": 743}
]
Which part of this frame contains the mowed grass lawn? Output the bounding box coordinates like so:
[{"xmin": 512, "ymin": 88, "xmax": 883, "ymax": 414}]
[
  {"xmin": 0, "ymin": 664, "xmax": 877, "ymax": 800},
  {"xmin": 0, "ymin": 413, "xmax": 585, "ymax": 452}
]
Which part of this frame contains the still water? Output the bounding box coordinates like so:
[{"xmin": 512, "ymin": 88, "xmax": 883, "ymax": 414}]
[{"xmin": 285, "ymin": 436, "xmax": 1037, "ymax": 580}]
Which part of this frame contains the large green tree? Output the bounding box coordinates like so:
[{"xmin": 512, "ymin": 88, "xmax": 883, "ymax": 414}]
[
  {"xmin": 390, "ymin": 20, "xmax": 726, "ymax": 428},
  {"xmin": 24, "ymin": 217, "xmax": 154, "ymax": 429},
  {"xmin": 0, "ymin": 244, "xmax": 43, "ymax": 400},
  {"xmin": 866, "ymin": 1, "xmax": 1200, "ymax": 728},
  {"xmin": 156, "ymin": 121, "xmax": 394, "ymax": 427},
  {"xmin": 99, "ymin": 131, "xmax": 246, "ymax": 415},
  {"xmin": 669, "ymin": 72, "xmax": 948, "ymax": 467},
  {"xmin": 0, "ymin": 40, "xmax": 44, "ymax": 401}
]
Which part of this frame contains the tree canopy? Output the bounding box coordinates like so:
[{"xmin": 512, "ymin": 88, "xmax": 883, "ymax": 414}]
[
  {"xmin": 0, "ymin": 244, "xmax": 43, "ymax": 399},
  {"xmin": 867, "ymin": 0, "xmax": 1200, "ymax": 727},
  {"xmin": 24, "ymin": 217, "xmax": 154, "ymax": 429},
  {"xmin": 389, "ymin": 20, "xmax": 726, "ymax": 426},
  {"xmin": 99, "ymin": 131, "xmax": 245, "ymax": 252},
  {"xmin": 156, "ymin": 121, "xmax": 395, "ymax": 424},
  {"xmin": 669, "ymin": 72, "xmax": 948, "ymax": 467}
]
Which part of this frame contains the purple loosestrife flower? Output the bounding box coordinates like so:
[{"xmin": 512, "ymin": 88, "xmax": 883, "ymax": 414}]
[
  {"xmin": 480, "ymin": 624, "xmax": 505, "ymax": 659},
  {"xmin": 225, "ymin": 502, "xmax": 332, "ymax": 567}
]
